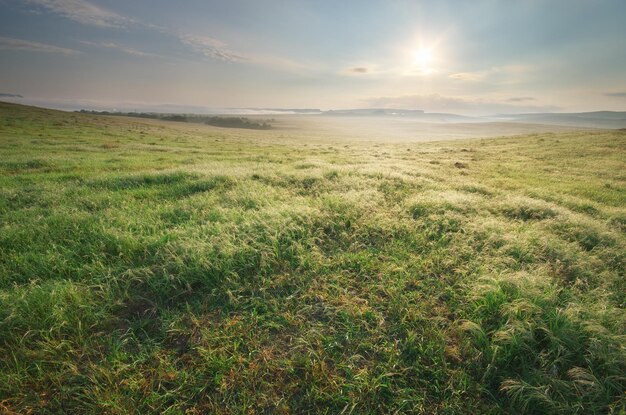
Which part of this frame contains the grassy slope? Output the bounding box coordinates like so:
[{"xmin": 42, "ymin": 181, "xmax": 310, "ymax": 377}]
[{"xmin": 0, "ymin": 102, "xmax": 624, "ymax": 414}]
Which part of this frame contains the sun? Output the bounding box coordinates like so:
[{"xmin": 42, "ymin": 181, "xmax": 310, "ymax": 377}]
[
  {"xmin": 414, "ymin": 47, "xmax": 433, "ymax": 68},
  {"xmin": 401, "ymin": 36, "xmax": 444, "ymax": 75},
  {"xmin": 414, "ymin": 48, "xmax": 433, "ymax": 67}
]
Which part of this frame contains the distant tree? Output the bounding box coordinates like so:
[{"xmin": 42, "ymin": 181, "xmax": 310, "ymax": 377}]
[
  {"xmin": 161, "ymin": 115, "xmax": 188, "ymax": 122},
  {"xmin": 205, "ymin": 116, "xmax": 272, "ymax": 130}
]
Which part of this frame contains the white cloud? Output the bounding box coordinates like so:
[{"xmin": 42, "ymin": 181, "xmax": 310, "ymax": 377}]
[
  {"xmin": 24, "ymin": 0, "xmax": 129, "ymax": 27},
  {"xmin": 0, "ymin": 36, "xmax": 79, "ymax": 55}
]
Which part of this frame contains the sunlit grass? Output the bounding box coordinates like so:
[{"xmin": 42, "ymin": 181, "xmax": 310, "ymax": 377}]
[{"xmin": 0, "ymin": 102, "xmax": 624, "ymax": 414}]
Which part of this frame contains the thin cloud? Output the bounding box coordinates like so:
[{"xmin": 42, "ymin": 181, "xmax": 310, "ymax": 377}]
[
  {"xmin": 340, "ymin": 64, "xmax": 383, "ymax": 76},
  {"xmin": 506, "ymin": 97, "xmax": 535, "ymax": 102},
  {"xmin": 180, "ymin": 35, "xmax": 248, "ymax": 63},
  {"xmin": 179, "ymin": 34, "xmax": 312, "ymax": 71},
  {"xmin": 24, "ymin": 0, "xmax": 130, "ymax": 27},
  {"xmin": 351, "ymin": 67, "xmax": 369, "ymax": 73},
  {"xmin": 605, "ymin": 92, "xmax": 626, "ymax": 98},
  {"xmin": 79, "ymin": 40, "xmax": 162, "ymax": 58},
  {"xmin": 0, "ymin": 36, "xmax": 79, "ymax": 55},
  {"xmin": 24, "ymin": 0, "xmax": 304, "ymax": 71},
  {"xmin": 450, "ymin": 65, "xmax": 531, "ymax": 84},
  {"xmin": 449, "ymin": 71, "xmax": 486, "ymax": 82}
]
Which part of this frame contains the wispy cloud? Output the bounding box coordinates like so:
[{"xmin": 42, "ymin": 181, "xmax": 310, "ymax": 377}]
[
  {"xmin": 79, "ymin": 40, "xmax": 162, "ymax": 58},
  {"xmin": 361, "ymin": 93, "xmax": 559, "ymax": 115},
  {"xmin": 0, "ymin": 36, "xmax": 79, "ymax": 55},
  {"xmin": 23, "ymin": 1, "xmax": 251, "ymax": 63},
  {"xmin": 350, "ymin": 67, "xmax": 369, "ymax": 74},
  {"xmin": 179, "ymin": 34, "xmax": 311, "ymax": 72},
  {"xmin": 340, "ymin": 64, "xmax": 384, "ymax": 76},
  {"xmin": 24, "ymin": 0, "xmax": 130, "ymax": 27},
  {"xmin": 449, "ymin": 65, "xmax": 531, "ymax": 84},
  {"xmin": 180, "ymin": 35, "xmax": 248, "ymax": 63},
  {"xmin": 449, "ymin": 71, "xmax": 487, "ymax": 82},
  {"xmin": 605, "ymin": 92, "xmax": 626, "ymax": 98},
  {"xmin": 23, "ymin": 0, "xmax": 304, "ymax": 71},
  {"xmin": 506, "ymin": 97, "xmax": 535, "ymax": 102}
]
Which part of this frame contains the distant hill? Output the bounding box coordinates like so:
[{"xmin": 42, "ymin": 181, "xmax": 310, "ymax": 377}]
[
  {"xmin": 0, "ymin": 93, "xmax": 23, "ymax": 98},
  {"xmin": 324, "ymin": 108, "xmax": 424, "ymax": 116},
  {"xmin": 3, "ymin": 100, "xmax": 625, "ymax": 129},
  {"xmin": 492, "ymin": 111, "xmax": 626, "ymax": 129},
  {"xmin": 322, "ymin": 108, "xmax": 478, "ymax": 123},
  {"xmin": 324, "ymin": 108, "xmax": 626, "ymax": 128}
]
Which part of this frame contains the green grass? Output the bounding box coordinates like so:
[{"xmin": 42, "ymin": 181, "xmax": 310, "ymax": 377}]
[{"xmin": 0, "ymin": 101, "xmax": 624, "ymax": 414}]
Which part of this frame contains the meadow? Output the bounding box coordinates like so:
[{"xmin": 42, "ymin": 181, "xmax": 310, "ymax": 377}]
[{"xmin": 0, "ymin": 101, "xmax": 624, "ymax": 414}]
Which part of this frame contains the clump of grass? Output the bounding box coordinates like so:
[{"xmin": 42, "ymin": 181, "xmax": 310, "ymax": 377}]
[
  {"xmin": 406, "ymin": 190, "xmax": 480, "ymax": 218},
  {"xmin": 101, "ymin": 142, "xmax": 120, "ymax": 149},
  {"xmin": 499, "ymin": 197, "xmax": 559, "ymax": 221},
  {"xmin": 608, "ymin": 213, "xmax": 626, "ymax": 233},
  {"xmin": 459, "ymin": 184, "xmax": 494, "ymax": 197},
  {"xmin": 294, "ymin": 162, "xmax": 317, "ymax": 169},
  {"xmin": 549, "ymin": 216, "xmax": 617, "ymax": 252},
  {"xmin": 89, "ymin": 171, "xmax": 197, "ymax": 190},
  {"xmin": 0, "ymin": 159, "xmax": 51, "ymax": 171},
  {"xmin": 461, "ymin": 273, "xmax": 625, "ymax": 414}
]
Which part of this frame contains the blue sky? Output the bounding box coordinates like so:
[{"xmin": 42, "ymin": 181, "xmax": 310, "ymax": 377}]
[{"xmin": 1, "ymin": 0, "xmax": 625, "ymax": 114}]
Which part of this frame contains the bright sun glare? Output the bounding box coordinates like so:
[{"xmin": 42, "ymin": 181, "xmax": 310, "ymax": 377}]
[
  {"xmin": 408, "ymin": 45, "xmax": 436, "ymax": 75},
  {"xmin": 414, "ymin": 48, "xmax": 432, "ymax": 67}
]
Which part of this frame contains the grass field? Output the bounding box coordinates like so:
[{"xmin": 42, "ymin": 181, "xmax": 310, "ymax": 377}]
[{"xmin": 0, "ymin": 101, "xmax": 624, "ymax": 414}]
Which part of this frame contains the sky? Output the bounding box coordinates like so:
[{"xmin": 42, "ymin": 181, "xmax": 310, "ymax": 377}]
[{"xmin": 0, "ymin": 0, "xmax": 625, "ymax": 115}]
